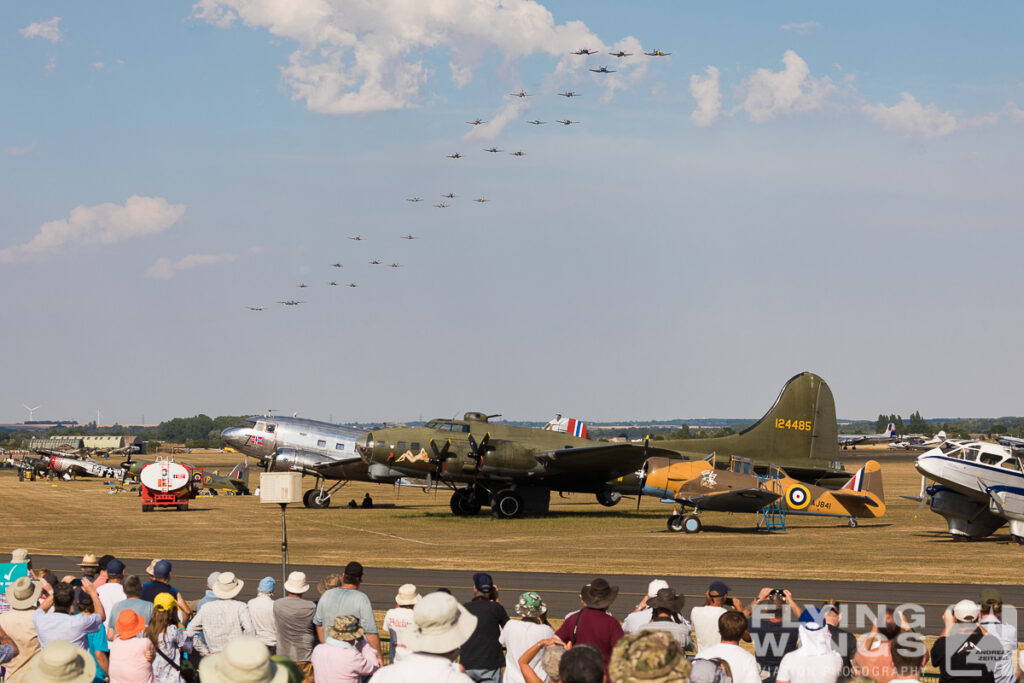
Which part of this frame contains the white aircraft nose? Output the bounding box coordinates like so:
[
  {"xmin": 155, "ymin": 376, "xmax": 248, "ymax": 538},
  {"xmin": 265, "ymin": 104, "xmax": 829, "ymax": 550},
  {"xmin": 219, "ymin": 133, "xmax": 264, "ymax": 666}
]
[
  {"xmin": 915, "ymin": 453, "xmax": 941, "ymax": 479},
  {"xmin": 221, "ymin": 427, "xmax": 249, "ymax": 449}
]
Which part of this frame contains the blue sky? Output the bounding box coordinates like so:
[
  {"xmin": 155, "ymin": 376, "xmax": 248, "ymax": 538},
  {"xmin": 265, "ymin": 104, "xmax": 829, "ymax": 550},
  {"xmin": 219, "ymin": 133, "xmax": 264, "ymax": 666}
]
[{"xmin": 3, "ymin": 2, "xmax": 1023, "ymax": 425}]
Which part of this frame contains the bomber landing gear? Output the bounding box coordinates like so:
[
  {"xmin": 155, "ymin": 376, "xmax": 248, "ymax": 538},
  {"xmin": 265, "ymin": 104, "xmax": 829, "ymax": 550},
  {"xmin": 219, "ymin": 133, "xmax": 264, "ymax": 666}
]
[
  {"xmin": 667, "ymin": 514, "xmax": 702, "ymax": 533},
  {"xmin": 450, "ymin": 488, "xmax": 483, "ymax": 516},
  {"xmin": 493, "ymin": 490, "xmax": 524, "ymax": 519}
]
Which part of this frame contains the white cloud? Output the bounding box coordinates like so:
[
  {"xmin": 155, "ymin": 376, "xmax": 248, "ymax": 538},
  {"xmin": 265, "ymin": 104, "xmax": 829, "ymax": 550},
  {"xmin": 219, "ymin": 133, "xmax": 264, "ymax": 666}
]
[
  {"xmin": 742, "ymin": 50, "xmax": 834, "ymax": 122},
  {"xmin": 193, "ymin": 0, "xmax": 643, "ymax": 115},
  {"xmin": 690, "ymin": 66, "xmax": 721, "ymax": 127},
  {"xmin": 92, "ymin": 61, "xmax": 105, "ymax": 71},
  {"xmin": 46, "ymin": 56, "xmax": 57, "ymax": 74},
  {"xmin": 780, "ymin": 21, "xmax": 821, "ymax": 34},
  {"xmin": 0, "ymin": 196, "xmax": 186, "ymax": 263},
  {"xmin": 145, "ymin": 252, "xmax": 237, "ymax": 279},
  {"xmin": 462, "ymin": 98, "xmax": 530, "ymax": 141},
  {"xmin": 862, "ymin": 93, "xmax": 959, "ymax": 137},
  {"xmin": 20, "ymin": 17, "xmax": 63, "ymax": 43},
  {"xmin": 1002, "ymin": 102, "xmax": 1024, "ymax": 122}
]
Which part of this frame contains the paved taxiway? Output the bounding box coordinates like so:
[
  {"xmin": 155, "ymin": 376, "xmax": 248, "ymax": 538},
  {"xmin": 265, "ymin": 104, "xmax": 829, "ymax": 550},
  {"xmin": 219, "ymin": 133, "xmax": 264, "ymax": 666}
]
[{"xmin": 33, "ymin": 555, "xmax": 1019, "ymax": 635}]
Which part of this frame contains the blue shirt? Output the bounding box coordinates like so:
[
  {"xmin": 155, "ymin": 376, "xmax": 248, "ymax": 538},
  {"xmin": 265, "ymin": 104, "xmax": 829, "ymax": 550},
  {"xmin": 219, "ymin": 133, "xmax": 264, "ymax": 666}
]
[
  {"xmin": 34, "ymin": 610, "xmax": 103, "ymax": 650},
  {"xmin": 108, "ymin": 599, "xmax": 154, "ymax": 630},
  {"xmin": 87, "ymin": 624, "xmax": 109, "ymax": 682},
  {"xmin": 0, "ymin": 643, "xmax": 15, "ymax": 664},
  {"xmin": 141, "ymin": 581, "xmax": 179, "ymax": 603}
]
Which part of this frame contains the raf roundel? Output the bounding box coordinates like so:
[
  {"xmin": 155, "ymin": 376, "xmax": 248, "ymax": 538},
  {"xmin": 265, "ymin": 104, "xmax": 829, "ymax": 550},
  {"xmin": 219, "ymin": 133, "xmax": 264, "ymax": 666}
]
[{"xmin": 786, "ymin": 484, "xmax": 810, "ymax": 510}]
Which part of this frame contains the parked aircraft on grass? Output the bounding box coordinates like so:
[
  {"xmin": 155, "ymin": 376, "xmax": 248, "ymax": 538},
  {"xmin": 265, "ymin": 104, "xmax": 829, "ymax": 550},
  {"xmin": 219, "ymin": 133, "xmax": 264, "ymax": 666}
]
[
  {"xmin": 911, "ymin": 440, "xmax": 1024, "ymax": 544},
  {"xmin": 838, "ymin": 423, "xmax": 896, "ymax": 449}
]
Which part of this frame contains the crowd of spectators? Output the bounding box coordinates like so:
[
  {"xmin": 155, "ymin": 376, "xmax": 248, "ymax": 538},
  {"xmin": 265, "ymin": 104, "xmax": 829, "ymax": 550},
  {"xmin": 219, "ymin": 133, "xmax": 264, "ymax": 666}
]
[{"xmin": 1, "ymin": 548, "xmax": 1021, "ymax": 683}]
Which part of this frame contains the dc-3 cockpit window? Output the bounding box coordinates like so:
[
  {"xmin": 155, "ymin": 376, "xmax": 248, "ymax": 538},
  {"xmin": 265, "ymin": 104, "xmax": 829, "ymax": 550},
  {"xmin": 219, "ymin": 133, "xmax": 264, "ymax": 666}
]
[
  {"xmin": 266, "ymin": 424, "xmax": 275, "ymax": 433},
  {"xmin": 255, "ymin": 421, "xmax": 267, "ymax": 432}
]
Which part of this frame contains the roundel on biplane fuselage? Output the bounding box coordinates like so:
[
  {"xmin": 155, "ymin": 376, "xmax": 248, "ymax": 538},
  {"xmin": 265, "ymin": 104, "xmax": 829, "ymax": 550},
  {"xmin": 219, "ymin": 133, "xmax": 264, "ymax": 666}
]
[{"xmin": 786, "ymin": 484, "xmax": 811, "ymax": 510}]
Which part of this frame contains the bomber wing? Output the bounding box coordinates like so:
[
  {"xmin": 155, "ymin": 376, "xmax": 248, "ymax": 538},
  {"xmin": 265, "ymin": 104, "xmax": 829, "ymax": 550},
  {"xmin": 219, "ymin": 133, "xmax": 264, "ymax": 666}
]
[{"xmin": 534, "ymin": 443, "xmax": 677, "ymax": 481}]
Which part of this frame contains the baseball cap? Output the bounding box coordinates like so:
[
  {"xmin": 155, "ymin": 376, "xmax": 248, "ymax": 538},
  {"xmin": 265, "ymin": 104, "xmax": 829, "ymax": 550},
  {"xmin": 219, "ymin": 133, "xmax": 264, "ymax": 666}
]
[
  {"xmin": 708, "ymin": 580, "xmax": 730, "ymax": 596},
  {"xmin": 344, "ymin": 561, "xmax": 363, "ymax": 578},
  {"xmin": 153, "ymin": 560, "xmax": 172, "ymax": 578},
  {"xmin": 647, "ymin": 579, "xmax": 669, "ymax": 598},
  {"xmin": 473, "ymin": 572, "xmax": 494, "ymax": 593},
  {"xmin": 106, "ymin": 559, "xmax": 126, "ymax": 577},
  {"xmin": 953, "ymin": 599, "xmax": 980, "ymax": 623},
  {"xmin": 980, "ymin": 588, "xmax": 1002, "ymax": 606},
  {"xmin": 154, "ymin": 593, "xmax": 178, "ymax": 612}
]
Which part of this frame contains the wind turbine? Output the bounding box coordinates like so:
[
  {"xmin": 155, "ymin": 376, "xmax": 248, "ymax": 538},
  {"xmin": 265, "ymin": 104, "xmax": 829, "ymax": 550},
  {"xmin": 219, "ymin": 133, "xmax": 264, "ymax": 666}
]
[{"xmin": 23, "ymin": 404, "xmax": 41, "ymax": 422}]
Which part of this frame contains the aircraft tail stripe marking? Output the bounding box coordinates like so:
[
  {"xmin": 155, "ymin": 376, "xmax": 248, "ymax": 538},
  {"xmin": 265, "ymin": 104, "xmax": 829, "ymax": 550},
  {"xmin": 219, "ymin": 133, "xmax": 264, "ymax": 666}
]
[{"xmin": 850, "ymin": 466, "xmax": 865, "ymax": 492}]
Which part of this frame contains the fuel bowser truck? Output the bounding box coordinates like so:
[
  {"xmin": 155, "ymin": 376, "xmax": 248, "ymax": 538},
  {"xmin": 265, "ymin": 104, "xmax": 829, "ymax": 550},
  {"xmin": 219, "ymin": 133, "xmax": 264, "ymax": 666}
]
[{"xmin": 139, "ymin": 458, "xmax": 202, "ymax": 511}]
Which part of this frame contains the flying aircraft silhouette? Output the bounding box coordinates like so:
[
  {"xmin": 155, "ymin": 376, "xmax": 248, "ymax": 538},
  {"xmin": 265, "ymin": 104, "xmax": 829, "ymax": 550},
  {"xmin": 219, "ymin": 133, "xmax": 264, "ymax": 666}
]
[
  {"xmin": 466, "ymin": 119, "xmax": 486, "ymax": 125},
  {"xmin": 447, "ymin": 152, "xmax": 465, "ymax": 159},
  {"xmin": 644, "ymin": 49, "xmax": 671, "ymax": 56},
  {"xmin": 246, "ymin": 306, "xmax": 265, "ymax": 311},
  {"xmin": 609, "ymin": 50, "xmax": 632, "ymax": 58},
  {"xmin": 483, "ymin": 147, "xmax": 502, "ymax": 153},
  {"xmin": 348, "ymin": 236, "xmax": 365, "ymax": 241},
  {"xmin": 400, "ymin": 234, "xmax": 417, "ymax": 240},
  {"xmin": 330, "ymin": 263, "xmax": 342, "ymax": 268},
  {"xmin": 509, "ymin": 90, "xmax": 531, "ymax": 98},
  {"xmin": 589, "ymin": 66, "xmax": 616, "ymax": 73},
  {"xmin": 527, "ymin": 120, "xmax": 545, "ymax": 125},
  {"xmin": 556, "ymin": 120, "xmax": 579, "ymax": 126},
  {"xmin": 571, "ymin": 48, "xmax": 598, "ymax": 55},
  {"xmin": 406, "ymin": 197, "xmax": 423, "ymax": 202},
  {"xmin": 277, "ymin": 300, "xmax": 305, "ymax": 306},
  {"xmin": 558, "ymin": 91, "xmax": 581, "ymax": 98},
  {"xmin": 509, "ymin": 151, "xmax": 526, "ymax": 157}
]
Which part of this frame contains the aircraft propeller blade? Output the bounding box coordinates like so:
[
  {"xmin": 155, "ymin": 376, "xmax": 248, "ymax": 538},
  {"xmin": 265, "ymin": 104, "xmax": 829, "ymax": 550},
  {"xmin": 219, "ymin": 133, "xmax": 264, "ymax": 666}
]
[
  {"xmin": 467, "ymin": 433, "xmax": 491, "ymax": 470},
  {"xmin": 636, "ymin": 435, "xmax": 651, "ymax": 511},
  {"xmin": 428, "ymin": 439, "xmax": 452, "ymax": 473},
  {"xmin": 914, "ymin": 476, "xmax": 929, "ymax": 518}
]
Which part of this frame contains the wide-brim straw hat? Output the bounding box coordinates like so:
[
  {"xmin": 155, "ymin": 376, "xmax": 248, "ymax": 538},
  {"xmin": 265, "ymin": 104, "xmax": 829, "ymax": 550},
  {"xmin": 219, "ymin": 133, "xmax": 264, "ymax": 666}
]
[
  {"xmin": 12, "ymin": 548, "xmax": 31, "ymax": 564},
  {"xmin": 145, "ymin": 559, "xmax": 162, "ymax": 576},
  {"xmin": 395, "ymin": 583, "xmax": 421, "ymax": 606},
  {"xmin": 7, "ymin": 576, "xmax": 43, "ymax": 610},
  {"xmin": 283, "ymin": 571, "xmax": 309, "ymax": 594},
  {"xmin": 79, "ymin": 554, "xmax": 98, "ymax": 568},
  {"xmin": 581, "ymin": 578, "xmax": 619, "ymax": 609},
  {"xmin": 199, "ymin": 636, "xmax": 289, "ymax": 683},
  {"xmin": 650, "ymin": 588, "xmax": 685, "ymax": 614},
  {"xmin": 404, "ymin": 592, "xmax": 478, "ymax": 654},
  {"xmin": 24, "ymin": 641, "xmax": 97, "ymax": 683},
  {"xmin": 212, "ymin": 571, "xmax": 245, "ymax": 600},
  {"xmin": 608, "ymin": 631, "xmax": 692, "ymax": 683}
]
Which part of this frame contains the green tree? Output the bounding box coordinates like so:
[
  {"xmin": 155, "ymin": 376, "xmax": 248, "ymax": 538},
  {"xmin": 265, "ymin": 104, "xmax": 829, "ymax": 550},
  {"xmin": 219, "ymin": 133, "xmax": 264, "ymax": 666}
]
[{"xmin": 907, "ymin": 411, "xmax": 929, "ymax": 434}]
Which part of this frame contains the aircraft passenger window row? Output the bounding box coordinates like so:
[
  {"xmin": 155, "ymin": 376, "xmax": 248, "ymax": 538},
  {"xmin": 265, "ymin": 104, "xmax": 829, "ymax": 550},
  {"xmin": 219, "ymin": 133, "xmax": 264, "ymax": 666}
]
[
  {"xmin": 411, "ymin": 442, "xmax": 420, "ymax": 451},
  {"xmin": 397, "ymin": 442, "xmax": 407, "ymax": 451},
  {"xmin": 335, "ymin": 443, "xmax": 345, "ymax": 451},
  {"xmin": 1001, "ymin": 459, "xmax": 1020, "ymax": 471},
  {"xmin": 318, "ymin": 439, "xmax": 327, "ymax": 448},
  {"xmin": 979, "ymin": 453, "xmax": 1002, "ymax": 466}
]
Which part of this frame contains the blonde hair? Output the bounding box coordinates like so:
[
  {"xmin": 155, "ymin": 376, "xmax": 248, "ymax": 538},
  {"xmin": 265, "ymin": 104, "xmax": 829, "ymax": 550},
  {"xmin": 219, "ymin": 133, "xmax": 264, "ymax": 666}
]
[{"xmin": 318, "ymin": 573, "xmax": 341, "ymax": 595}]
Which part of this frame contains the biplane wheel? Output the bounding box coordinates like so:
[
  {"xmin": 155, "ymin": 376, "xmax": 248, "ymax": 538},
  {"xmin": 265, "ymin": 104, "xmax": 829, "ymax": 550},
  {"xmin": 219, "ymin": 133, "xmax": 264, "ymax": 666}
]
[
  {"xmin": 667, "ymin": 515, "xmax": 685, "ymax": 533},
  {"xmin": 494, "ymin": 490, "xmax": 524, "ymax": 519},
  {"xmin": 848, "ymin": 517, "xmax": 858, "ymax": 528},
  {"xmin": 450, "ymin": 489, "xmax": 482, "ymax": 516},
  {"xmin": 682, "ymin": 514, "xmax": 702, "ymax": 534}
]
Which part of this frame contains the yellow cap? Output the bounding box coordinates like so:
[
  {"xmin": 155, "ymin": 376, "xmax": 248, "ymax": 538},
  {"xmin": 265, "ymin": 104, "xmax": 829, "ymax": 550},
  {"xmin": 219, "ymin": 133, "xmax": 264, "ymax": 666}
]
[{"xmin": 154, "ymin": 593, "xmax": 178, "ymax": 612}]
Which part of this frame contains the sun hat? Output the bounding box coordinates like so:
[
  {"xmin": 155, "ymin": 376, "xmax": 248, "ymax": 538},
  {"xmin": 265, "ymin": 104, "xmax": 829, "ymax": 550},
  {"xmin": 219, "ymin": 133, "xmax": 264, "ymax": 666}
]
[
  {"xmin": 515, "ymin": 591, "xmax": 547, "ymax": 618},
  {"xmin": 326, "ymin": 615, "xmax": 365, "ymax": 642},
  {"xmin": 580, "ymin": 578, "xmax": 619, "ymax": 609},
  {"xmin": 115, "ymin": 610, "xmax": 146, "ymax": 640},
  {"xmin": 473, "ymin": 572, "xmax": 494, "ymax": 594},
  {"xmin": 154, "ymin": 593, "xmax": 178, "ymax": 612},
  {"xmin": 647, "ymin": 579, "xmax": 670, "ymax": 598},
  {"xmin": 395, "ymin": 584, "xmax": 421, "ymax": 606},
  {"xmin": 145, "ymin": 559, "xmax": 162, "ymax": 577},
  {"xmin": 199, "ymin": 636, "xmax": 288, "ymax": 683},
  {"xmin": 207, "ymin": 572, "xmax": 222, "ymax": 588},
  {"xmin": 404, "ymin": 592, "xmax": 478, "ymax": 654},
  {"xmin": 6, "ymin": 576, "xmax": 43, "ymax": 610},
  {"xmin": 11, "ymin": 548, "xmax": 31, "ymax": 564},
  {"xmin": 22, "ymin": 640, "xmax": 96, "ymax": 683},
  {"xmin": 609, "ymin": 631, "xmax": 692, "ymax": 683},
  {"xmin": 650, "ymin": 588, "xmax": 685, "ymax": 614},
  {"xmin": 953, "ymin": 599, "xmax": 981, "ymax": 623},
  {"xmin": 258, "ymin": 577, "xmax": 276, "ymax": 593},
  {"xmin": 78, "ymin": 554, "xmax": 98, "ymax": 568},
  {"xmin": 284, "ymin": 571, "xmax": 309, "ymax": 594},
  {"xmin": 980, "ymin": 588, "xmax": 1002, "ymax": 607},
  {"xmin": 105, "ymin": 559, "xmax": 126, "ymax": 577},
  {"xmin": 212, "ymin": 572, "xmax": 245, "ymax": 600}
]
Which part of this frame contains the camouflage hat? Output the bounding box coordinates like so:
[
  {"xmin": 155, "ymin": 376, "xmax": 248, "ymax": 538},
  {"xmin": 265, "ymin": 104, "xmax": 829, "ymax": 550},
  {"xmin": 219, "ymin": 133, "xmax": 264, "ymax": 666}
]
[
  {"xmin": 515, "ymin": 591, "xmax": 547, "ymax": 618},
  {"xmin": 608, "ymin": 631, "xmax": 692, "ymax": 683},
  {"xmin": 326, "ymin": 615, "xmax": 365, "ymax": 642}
]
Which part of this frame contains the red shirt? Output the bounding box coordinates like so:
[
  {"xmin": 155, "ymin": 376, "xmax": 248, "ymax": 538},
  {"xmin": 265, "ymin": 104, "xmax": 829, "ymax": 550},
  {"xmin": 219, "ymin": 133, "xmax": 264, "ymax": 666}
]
[{"xmin": 554, "ymin": 608, "xmax": 623, "ymax": 666}]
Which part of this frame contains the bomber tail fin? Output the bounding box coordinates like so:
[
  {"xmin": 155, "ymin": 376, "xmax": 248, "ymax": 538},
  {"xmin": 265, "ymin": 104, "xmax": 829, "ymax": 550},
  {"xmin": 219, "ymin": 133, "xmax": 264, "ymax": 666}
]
[{"xmin": 730, "ymin": 372, "xmax": 839, "ymax": 463}]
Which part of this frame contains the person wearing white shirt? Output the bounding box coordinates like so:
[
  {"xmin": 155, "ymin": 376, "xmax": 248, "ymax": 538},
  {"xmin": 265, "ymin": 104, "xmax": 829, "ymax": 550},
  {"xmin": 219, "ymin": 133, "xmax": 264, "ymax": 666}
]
[
  {"xmin": 94, "ymin": 559, "xmax": 127, "ymax": 619},
  {"xmin": 695, "ymin": 610, "xmax": 761, "ymax": 683},
  {"xmin": 499, "ymin": 592, "xmax": 554, "ymax": 683},
  {"xmin": 369, "ymin": 593, "xmax": 476, "ymax": 683},
  {"xmin": 776, "ymin": 609, "xmax": 842, "ymax": 683},
  {"xmin": 382, "ymin": 584, "xmax": 421, "ymax": 663},
  {"xmin": 978, "ymin": 589, "xmax": 1018, "ymax": 683},
  {"xmin": 248, "ymin": 577, "xmax": 279, "ymax": 651},
  {"xmin": 621, "ymin": 580, "xmax": 668, "ymax": 634},
  {"xmin": 692, "ymin": 580, "xmax": 740, "ymax": 653}
]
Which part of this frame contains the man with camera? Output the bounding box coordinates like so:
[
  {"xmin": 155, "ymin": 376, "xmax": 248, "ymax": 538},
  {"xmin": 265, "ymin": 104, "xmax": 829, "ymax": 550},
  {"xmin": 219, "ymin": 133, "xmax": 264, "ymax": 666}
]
[
  {"xmin": 747, "ymin": 587, "xmax": 801, "ymax": 683},
  {"xmin": 690, "ymin": 580, "xmax": 744, "ymax": 653}
]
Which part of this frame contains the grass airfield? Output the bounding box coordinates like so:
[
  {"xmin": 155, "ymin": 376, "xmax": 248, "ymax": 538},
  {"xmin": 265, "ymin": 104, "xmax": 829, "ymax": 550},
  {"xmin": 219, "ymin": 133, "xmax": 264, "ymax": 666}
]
[{"xmin": 2, "ymin": 446, "xmax": 1021, "ymax": 584}]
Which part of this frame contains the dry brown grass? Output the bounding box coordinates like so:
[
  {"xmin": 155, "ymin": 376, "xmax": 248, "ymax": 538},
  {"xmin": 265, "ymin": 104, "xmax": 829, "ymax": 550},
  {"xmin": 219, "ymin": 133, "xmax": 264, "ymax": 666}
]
[{"xmin": 2, "ymin": 450, "xmax": 1022, "ymax": 583}]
